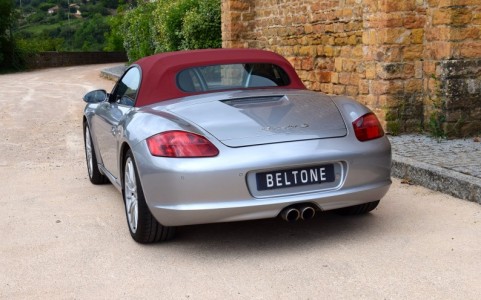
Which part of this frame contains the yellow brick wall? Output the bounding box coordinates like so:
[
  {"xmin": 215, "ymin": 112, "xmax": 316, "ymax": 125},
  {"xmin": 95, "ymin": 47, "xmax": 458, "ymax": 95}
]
[{"xmin": 222, "ymin": 0, "xmax": 481, "ymax": 136}]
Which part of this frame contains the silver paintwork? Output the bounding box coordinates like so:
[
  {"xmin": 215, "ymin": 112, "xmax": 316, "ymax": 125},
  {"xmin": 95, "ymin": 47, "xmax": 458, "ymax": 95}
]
[{"xmin": 84, "ymin": 89, "xmax": 391, "ymax": 227}]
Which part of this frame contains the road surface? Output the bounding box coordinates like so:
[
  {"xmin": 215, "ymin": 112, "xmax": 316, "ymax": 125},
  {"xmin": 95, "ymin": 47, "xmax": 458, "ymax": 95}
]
[{"xmin": 1, "ymin": 65, "xmax": 480, "ymax": 299}]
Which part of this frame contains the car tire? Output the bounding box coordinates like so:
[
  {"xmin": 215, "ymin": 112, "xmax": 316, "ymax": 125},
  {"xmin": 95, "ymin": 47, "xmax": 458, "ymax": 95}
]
[
  {"xmin": 335, "ymin": 200, "xmax": 380, "ymax": 215},
  {"xmin": 84, "ymin": 124, "xmax": 109, "ymax": 185},
  {"xmin": 123, "ymin": 150, "xmax": 175, "ymax": 243}
]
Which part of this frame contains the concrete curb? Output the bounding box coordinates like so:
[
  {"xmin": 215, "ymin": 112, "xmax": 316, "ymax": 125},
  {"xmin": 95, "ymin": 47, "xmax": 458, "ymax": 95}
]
[
  {"xmin": 100, "ymin": 65, "xmax": 127, "ymax": 81},
  {"xmin": 392, "ymin": 154, "xmax": 481, "ymax": 204}
]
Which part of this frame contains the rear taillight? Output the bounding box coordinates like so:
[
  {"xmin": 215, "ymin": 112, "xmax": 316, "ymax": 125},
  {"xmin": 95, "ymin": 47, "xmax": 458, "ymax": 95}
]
[
  {"xmin": 146, "ymin": 130, "xmax": 219, "ymax": 157},
  {"xmin": 352, "ymin": 113, "xmax": 384, "ymax": 142}
]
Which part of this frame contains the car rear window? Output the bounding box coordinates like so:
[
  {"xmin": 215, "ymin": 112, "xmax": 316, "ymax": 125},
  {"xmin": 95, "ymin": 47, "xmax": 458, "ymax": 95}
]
[{"xmin": 177, "ymin": 63, "xmax": 291, "ymax": 93}]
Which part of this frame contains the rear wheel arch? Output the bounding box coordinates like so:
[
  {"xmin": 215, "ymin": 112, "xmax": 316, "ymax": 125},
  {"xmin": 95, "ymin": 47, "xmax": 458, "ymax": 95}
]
[{"xmin": 122, "ymin": 148, "xmax": 176, "ymax": 243}]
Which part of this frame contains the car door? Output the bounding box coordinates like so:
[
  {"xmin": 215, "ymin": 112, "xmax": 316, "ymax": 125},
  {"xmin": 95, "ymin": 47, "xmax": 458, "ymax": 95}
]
[{"xmin": 91, "ymin": 67, "xmax": 141, "ymax": 182}]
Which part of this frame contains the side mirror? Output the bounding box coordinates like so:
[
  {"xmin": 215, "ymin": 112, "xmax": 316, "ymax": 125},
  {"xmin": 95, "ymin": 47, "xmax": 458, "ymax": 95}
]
[{"xmin": 83, "ymin": 89, "xmax": 108, "ymax": 103}]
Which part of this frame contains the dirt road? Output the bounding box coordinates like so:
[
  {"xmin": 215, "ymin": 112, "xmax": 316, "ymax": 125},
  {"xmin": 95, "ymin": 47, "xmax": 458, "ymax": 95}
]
[{"xmin": 1, "ymin": 65, "xmax": 481, "ymax": 299}]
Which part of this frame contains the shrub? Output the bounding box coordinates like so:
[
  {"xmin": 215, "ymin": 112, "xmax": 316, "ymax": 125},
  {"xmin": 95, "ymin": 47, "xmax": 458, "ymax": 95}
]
[
  {"xmin": 117, "ymin": 0, "xmax": 221, "ymax": 62},
  {"xmin": 152, "ymin": 0, "xmax": 197, "ymax": 53},
  {"xmin": 121, "ymin": 2, "xmax": 157, "ymax": 62},
  {"xmin": 180, "ymin": 0, "xmax": 221, "ymax": 50}
]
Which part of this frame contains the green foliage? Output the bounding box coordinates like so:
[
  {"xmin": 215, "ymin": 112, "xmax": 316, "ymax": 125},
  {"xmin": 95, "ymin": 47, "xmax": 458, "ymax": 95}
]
[
  {"xmin": 17, "ymin": 37, "xmax": 64, "ymax": 52},
  {"xmin": 13, "ymin": 0, "xmax": 124, "ymax": 54},
  {"xmin": 153, "ymin": 0, "xmax": 197, "ymax": 53},
  {"xmin": 117, "ymin": 0, "xmax": 221, "ymax": 62},
  {"xmin": 429, "ymin": 110, "xmax": 446, "ymax": 141},
  {"xmin": 103, "ymin": 15, "xmax": 124, "ymax": 51},
  {"xmin": 1, "ymin": 0, "xmax": 24, "ymax": 70},
  {"xmin": 428, "ymin": 74, "xmax": 447, "ymax": 141},
  {"xmin": 120, "ymin": 2, "xmax": 156, "ymax": 62},
  {"xmin": 180, "ymin": 0, "xmax": 221, "ymax": 50},
  {"xmin": 72, "ymin": 14, "xmax": 110, "ymax": 51}
]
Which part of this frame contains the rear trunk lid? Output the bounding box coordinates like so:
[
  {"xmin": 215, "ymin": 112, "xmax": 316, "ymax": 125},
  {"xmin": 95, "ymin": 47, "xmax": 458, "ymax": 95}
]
[{"xmin": 166, "ymin": 91, "xmax": 347, "ymax": 147}]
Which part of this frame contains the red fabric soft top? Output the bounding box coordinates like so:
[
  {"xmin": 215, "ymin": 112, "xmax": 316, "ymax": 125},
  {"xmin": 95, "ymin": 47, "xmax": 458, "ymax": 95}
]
[{"xmin": 133, "ymin": 48, "xmax": 306, "ymax": 107}]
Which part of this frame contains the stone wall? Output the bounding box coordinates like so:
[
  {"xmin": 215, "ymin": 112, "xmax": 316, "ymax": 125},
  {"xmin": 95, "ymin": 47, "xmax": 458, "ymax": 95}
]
[
  {"xmin": 222, "ymin": 0, "xmax": 481, "ymax": 137},
  {"xmin": 24, "ymin": 51, "xmax": 127, "ymax": 70},
  {"xmin": 424, "ymin": 0, "xmax": 481, "ymax": 136}
]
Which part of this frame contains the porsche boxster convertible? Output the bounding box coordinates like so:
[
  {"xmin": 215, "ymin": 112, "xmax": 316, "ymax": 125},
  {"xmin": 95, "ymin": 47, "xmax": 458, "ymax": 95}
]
[{"xmin": 83, "ymin": 48, "xmax": 391, "ymax": 243}]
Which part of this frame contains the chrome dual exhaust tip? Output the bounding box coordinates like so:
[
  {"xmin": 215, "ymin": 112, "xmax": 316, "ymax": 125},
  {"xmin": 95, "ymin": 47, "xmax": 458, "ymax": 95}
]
[
  {"xmin": 299, "ymin": 205, "xmax": 316, "ymax": 220},
  {"xmin": 280, "ymin": 207, "xmax": 300, "ymax": 222},
  {"xmin": 280, "ymin": 204, "xmax": 316, "ymax": 222}
]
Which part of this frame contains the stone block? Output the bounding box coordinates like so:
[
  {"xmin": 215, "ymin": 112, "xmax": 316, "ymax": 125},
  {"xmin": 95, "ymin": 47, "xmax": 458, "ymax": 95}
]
[
  {"xmin": 379, "ymin": 0, "xmax": 416, "ymax": 12},
  {"xmin": 450, "ymin": 27, "xmax": 480, "ymax": 41},
  {"xmin": 333, "ymin": 84, "xmax": 346, "ymax": 95},
  {"xmin": 299, "ymin": 46, "xmax": 315, "ymax": 56},
  {"xmin": 350, "ymin": 73, "xmax": 360, "ymax": 86},
  {"xmin": 433, "ymin": 8, "xmax": 472, "ymax": 26},
  {"xmin": 379, "ymin": 28, "xmax": 412, "ymax": 45},
  {"xmin": 343, "ymin": 59, "xmax": 357, "ymax": 72},
  {"xmin": 365, "ymin": 62, "xmax": 377, "ymax": 80},
  {"xmin": 352, "ymin": 45, "xmax": 363, "ymax": 58},
  {"xmin": 362, "ymin": 30, "xmax": 377, "ymax": 45},
  {"xmin": 331, "ymin": 72, "xmax": 339, "ymax": 84},
  {"xmin": 459, "ymin": 41, "xmax": 481, "ymax": 58},
  {"xmin": 371, "ymin": 80, "xmax": 404, "ymax": 95},
  {"xmin": 374, "ymin": 46, "xmax": 403, "ymax": 62},
  {"xmin": 403, "ymin": 44, "xmax": 424, "ymax": 60},
  {"xmin": 320, "ymin": 83, "xmax": 334, "ymax": 94},
  {"xmin": 346, "ymin": 85, "xmax": 359, "ymax": 96},
  {"xmin": 438, "ymin": 0, "xmax": 481, "ymax": 7},
  {"xmin": 379, "ymin": 95, "xmax": 401, "ymax": 108},
  {"xmin": 318, "ymin": 71, "xmax": 331, "ymax": 83},
  {"xmin": 425, "ymin": 26, "xmax": 450, "ymax": 42},
  {"xmin": 425, "ymin": 42, "xmax": 453, "ymax": 60},
  {"xmin": 301, "ymin": 57, "xmax": 314, "ymax": 70},
  {"xmin": 359, "ymin": 80, "xmax": 370, "ymax": 94},
  {"xmin": 339, "ymin": 72, "xmax": 351, "ymax": 85},
  {"xmin": 376, "ymin": 63, "xmax": 405, "ymax": 80},
  {"xmin": 415, "ymin": 61, "xmax": 423, "ymax": 79},
  {"xmin": 364, "ymin": 13, "xmax": 403, "ymax": 28},
  {"xmin": 411, "ymin": 29, "xmax": 424, "ymax": 44},
  {"xmin": 335, "ymin": 58, "xmax": 344, "ymax": 72},
  {"xmin": 405, "ymin": 79, "xmax": 423, "ymax": 93},
  {"xmin": 404, "ymin": 14, "xmax": 427, "ymax": 29}
]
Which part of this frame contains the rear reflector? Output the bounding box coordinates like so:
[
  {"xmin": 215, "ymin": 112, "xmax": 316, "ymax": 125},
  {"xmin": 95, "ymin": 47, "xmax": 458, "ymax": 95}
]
[
  {"xmin": 146, "ymin": 130, "xmax": 219, "ymax": 157},
  {"xmin": 352, "ymin": 113, "xmax": 384, "ymax": 142}
]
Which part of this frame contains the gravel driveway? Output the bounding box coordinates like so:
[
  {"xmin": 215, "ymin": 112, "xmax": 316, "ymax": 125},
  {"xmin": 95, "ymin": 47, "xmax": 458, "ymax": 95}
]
[{"xmin": 1, "ymin": 65, "xmax": 481, "ymax": 299}]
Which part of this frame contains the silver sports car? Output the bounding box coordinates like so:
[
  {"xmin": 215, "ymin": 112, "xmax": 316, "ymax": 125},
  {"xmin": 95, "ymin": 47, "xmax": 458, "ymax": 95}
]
[{"xmin": 83, "ymin": 48, "xmax": 391, "ymax": 243}]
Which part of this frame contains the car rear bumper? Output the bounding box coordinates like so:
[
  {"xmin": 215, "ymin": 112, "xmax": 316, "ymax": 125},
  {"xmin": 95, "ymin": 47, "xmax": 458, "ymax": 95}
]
[
  {"xmin": 147, "ymin": 180, "xmax": 391, "ymax": 226},
  {"xmin": 132, "ymin": 136, "xmax": 392, "ymax": 226}
]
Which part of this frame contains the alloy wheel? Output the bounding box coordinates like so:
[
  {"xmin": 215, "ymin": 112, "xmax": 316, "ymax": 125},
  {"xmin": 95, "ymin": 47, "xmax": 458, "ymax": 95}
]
[
  {"xmin": 124, "ymin": 157, "xmax": 139, "ymax": 233},
  {"xmin": 85, "ymin": 127, "xmax": 93, "ymax": 178}
]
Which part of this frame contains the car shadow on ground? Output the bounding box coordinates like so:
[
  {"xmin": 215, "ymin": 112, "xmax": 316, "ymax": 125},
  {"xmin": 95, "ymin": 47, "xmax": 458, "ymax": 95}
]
[{"xmin": 151, "ymin": 210, "xmax": 385, "ymax": 256}]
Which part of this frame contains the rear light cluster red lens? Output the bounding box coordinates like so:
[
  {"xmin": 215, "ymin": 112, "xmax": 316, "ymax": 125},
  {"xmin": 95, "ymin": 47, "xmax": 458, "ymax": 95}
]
[
  {"xmin": 146, "ymin": 130, "xmax": 219, "ymax": 157},
  {"xmin": 352, "ymin": 113, "xmax": 384, "ymax": 142}
]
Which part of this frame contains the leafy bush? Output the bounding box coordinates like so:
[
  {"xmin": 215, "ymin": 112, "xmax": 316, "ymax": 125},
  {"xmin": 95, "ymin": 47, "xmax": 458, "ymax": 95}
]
[
  {"xmin": 17, "ymin": 37, "xmax": 64, "ymax": 52},
  {"xmin": 114, "ymin": 0, "xmax": 221, "ymax": 62},
  {"xmin": 0, "ymin": 0, "xmax": 24, "ymax": 71},
  {"xmin": 180, "ymin": 0, "xmax": 221, "ymax": 50},
  {"xmin": 120, "ymin": 2, "xmax": 157, "ymax": 62},
  {"xmin": 72, "ymin": 14, "xmax": 110, "ymax": 51},
  {"xmin": 152, "ymin": 0, "xmax": 197, "ymax": 53},
  {"xmin": 103, "ymin": 15, "xmax": 125, "ymax": 52}
]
